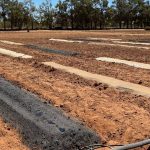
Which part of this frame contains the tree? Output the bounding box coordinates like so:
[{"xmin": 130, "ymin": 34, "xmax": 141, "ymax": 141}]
[
  {"xmin": 55, "ymin": 0, "xmax": 68, "ymax": 29},
  {"xmin": 143, "ymin": 1, "xmax": 150, "ymax": 27},
  {"xmin": 0, "ymin": 0, "xmax": 150, "ymax": 30},
  {"xmin": 96, "ymin": 0, "xmax": 109, "ymax": 29},
  {"xmin": 0, "ymin": 0, "xmax": 9, "ymax": 30},
  {"xmin": 23, "ymin": 0, "xmax": 35, "ymax": 31},
  {"xmin": 39, "ymin": 0, "xmax": 53, "ymax": 29},
  {"xmin": 112, "ymin": 0, "xmax": 128, "ymax": 28}
]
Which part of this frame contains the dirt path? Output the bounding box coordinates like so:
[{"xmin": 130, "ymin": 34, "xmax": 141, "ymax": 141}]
[{"xmin": 0, "ymin": 55, "xmax": 150, "ymax": 145}]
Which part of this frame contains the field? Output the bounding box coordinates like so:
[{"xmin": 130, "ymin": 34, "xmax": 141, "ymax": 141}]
[
  {"xmin": 0, "ymin": 118, "xmax": 29, "ymax": 150},
  {"xmin": 0, "ymin": 30, "xmax": 150, "ymax": 149}
]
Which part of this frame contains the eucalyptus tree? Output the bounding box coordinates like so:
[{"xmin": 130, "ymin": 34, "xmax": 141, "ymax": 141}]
[
  {"xmin": 39, "ymin": 0, "xmax": 53, "ymax": 29},
  {"xmin": 71, "ymin": 0, "xmax": 93, "ymax": 29},
  {"xmin": 55, "ymin": 0, "xmax": 68, "ymax": 28},
  {"xmin": 94, "ymin": 0, "xmax": 109, "ymax": 29},
  {"xmin": 126, "ymin": 0, "xmax": 138, "ymax": 28},
  {"xmin": 119, "ymin": 0, "xmax": 139, "ymax": 28},
  {"xmin": 143, "ymin": 0, "xmax": 150, "ymax": 27},
  {"xmin": 0, "ymin": 0, "xmax": 9, "ymax": 30},
  {"xmin": 65, "ymin": 0, "xmax": 77, "ymax": 29},
  {"xmin": 7, "ymin": 0, "xmax": 16, "ymax": 29},
  {"xmin": 23, "ymin": 0, "xmax": 35, "ymax": 30},
  {"xmin": 91, "ymin": 0, "xmax": 100, "ymax": 29},
  {"xmin": 1, "ymin": 0, "xmax": 150, "ymax": 30},
  {"xmin": 7, "ymin": 0, "xmax": 22, "ymax": 29},
  {"xmin": 136, "ymin": 0, "xmax": 149, "ymax": 28},
  {"xmin": 112, "ymin": 0, "xmax": 128, "ymax": 28},
  {"xmin": 106, "ymin": 6, "xmax": 116, "ymax": 28}
]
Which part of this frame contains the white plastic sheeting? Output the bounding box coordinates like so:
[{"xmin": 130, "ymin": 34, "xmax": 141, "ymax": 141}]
[
  {"xmin": 88, "ymin": 37, "xmax": 122, "ymax": 41},
  {"xmin": 113, "ymin": 41, "xmax": 150, "ymax": 46},
  {"xmin": 0, "ymin": 48, "xmax": 32, "ymax": 58},
  {"xmin": 43, "ymin": 62, "xmax": 150, "ymax": 98},
  {"xmin": 0, "ymin": 40, "xmax": 24, "ymax": 45},
  {"xmin": 96, "ymin": 57, "xmax": 150, "ymax": 70},
  {"xmin": 49, "ymin": 38, "xmax": 83, "ymax": 43},
  {"xmin": 88, "ymin": 42, "xmax": 150, "ymax": 50}
]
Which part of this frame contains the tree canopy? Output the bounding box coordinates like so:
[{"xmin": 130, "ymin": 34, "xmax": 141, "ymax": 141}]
[{"xmin": 0, "ymin": 0, "xmax": 150, "ymax": 30}]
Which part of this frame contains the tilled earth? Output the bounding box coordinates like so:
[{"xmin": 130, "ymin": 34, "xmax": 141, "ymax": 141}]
[
  {"xmin": 0, "ymin": 117, "xmax": 29, "ymax": 150},
  {"xmin": 0, "ymin": 30, "xmax": 150, "ymax": 87},
  {"xmin": 0, "ymin": 30, "xmax": 150, "ymax": 149}
]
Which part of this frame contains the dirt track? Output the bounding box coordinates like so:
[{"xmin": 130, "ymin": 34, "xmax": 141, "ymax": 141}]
[{"xmin": 0, "ymin": 30, "xmax": 150, "ymax": 149}]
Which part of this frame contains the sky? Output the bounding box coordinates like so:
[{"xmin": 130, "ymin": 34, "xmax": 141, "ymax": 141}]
[
  {"xmin": 33, "ymin": 0, "xmax": 58, "ymax": 7},
  {"xmin": 19, "ymin": 0, "xmax": 58, "ymax": 7},
  {"xmin": 24, "ymin": 0, "xmax": 112, "ymax": 7}
]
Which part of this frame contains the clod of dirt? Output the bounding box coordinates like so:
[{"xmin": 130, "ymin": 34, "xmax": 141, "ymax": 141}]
[
  {"xmin": 138, "ymin": 80, "xmax": 143, "ymax": 85},
  {"xmin": 93, "ymin": 82, "xmax": 102, "ymax": 87},
  {"xmin": 31, "ymin": 61, "xmax": 56, "ymax": 72},
  {"xmin": 92, "ymin": 82, "xmax": 109, "ymax": 91}
]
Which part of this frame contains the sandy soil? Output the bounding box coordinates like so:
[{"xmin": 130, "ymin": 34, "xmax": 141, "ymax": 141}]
[
  {"xmin": 0, "ymin": 55, "xmax": 150, "ymax": 146},
  {"xmin": 0, "ymin": 117, "xmax": 29, "ymax": 150},
  {"xmin": 0, "ymin": 39, "xmax": 150, "ymax": 88},
  {"xmin": 0, "ymin": 30, "xmax": 150, "ymax": 148}
]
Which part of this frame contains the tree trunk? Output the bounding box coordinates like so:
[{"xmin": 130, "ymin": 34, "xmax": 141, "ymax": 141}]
[
  {"xmin": 126, "ymin": 20, "xmax": 129, "ymax": 29},
  {"xmin": 11, "ymin": 16, "xmax": 14, "ymax": 30},
  {"xmin": 90, "ymin": 21, "xmax": 92, "ymax": 30},
  {"xmin": 130, "ymin": 21, "xmax": 133, "ymax": 29},
  {"xmin": 99, "ymin": 21, "xmax": 102, "ymax": 29},
  {"xmin": 119, "ymin": 21, "xmax": 121, "ymax": 29},
  {"xmin": 94, "ymin": 21, "xmax": 97, "ymax": 29},
  {"xmin": 3, "ymin": 17, "xmax": 6, "ymax": 30},
  {"xmin": 32, "ymin": 20, "xmax": 34, "ymax": 30},
  {"xmin": 71, "ymin": 15, "xmax": 74, "ymax": 29}
]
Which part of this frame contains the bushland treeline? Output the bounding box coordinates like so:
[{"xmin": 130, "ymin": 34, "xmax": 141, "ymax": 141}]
[{"xmin": 0, "ymin": 0, "xmax": 150, "ymax": 30}]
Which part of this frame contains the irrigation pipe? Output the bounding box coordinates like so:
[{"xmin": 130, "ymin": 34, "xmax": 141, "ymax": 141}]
[
  {"xmin": 112, "ymin": 139, "xmax": 150, "ymax": 150},
  {"xmin": 80, "ymin": 144, "xmax": 123, "ymax": 150},
  {"xmin": 80, "ymin": 139, "xmax": 150, "ymax": 150}
]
